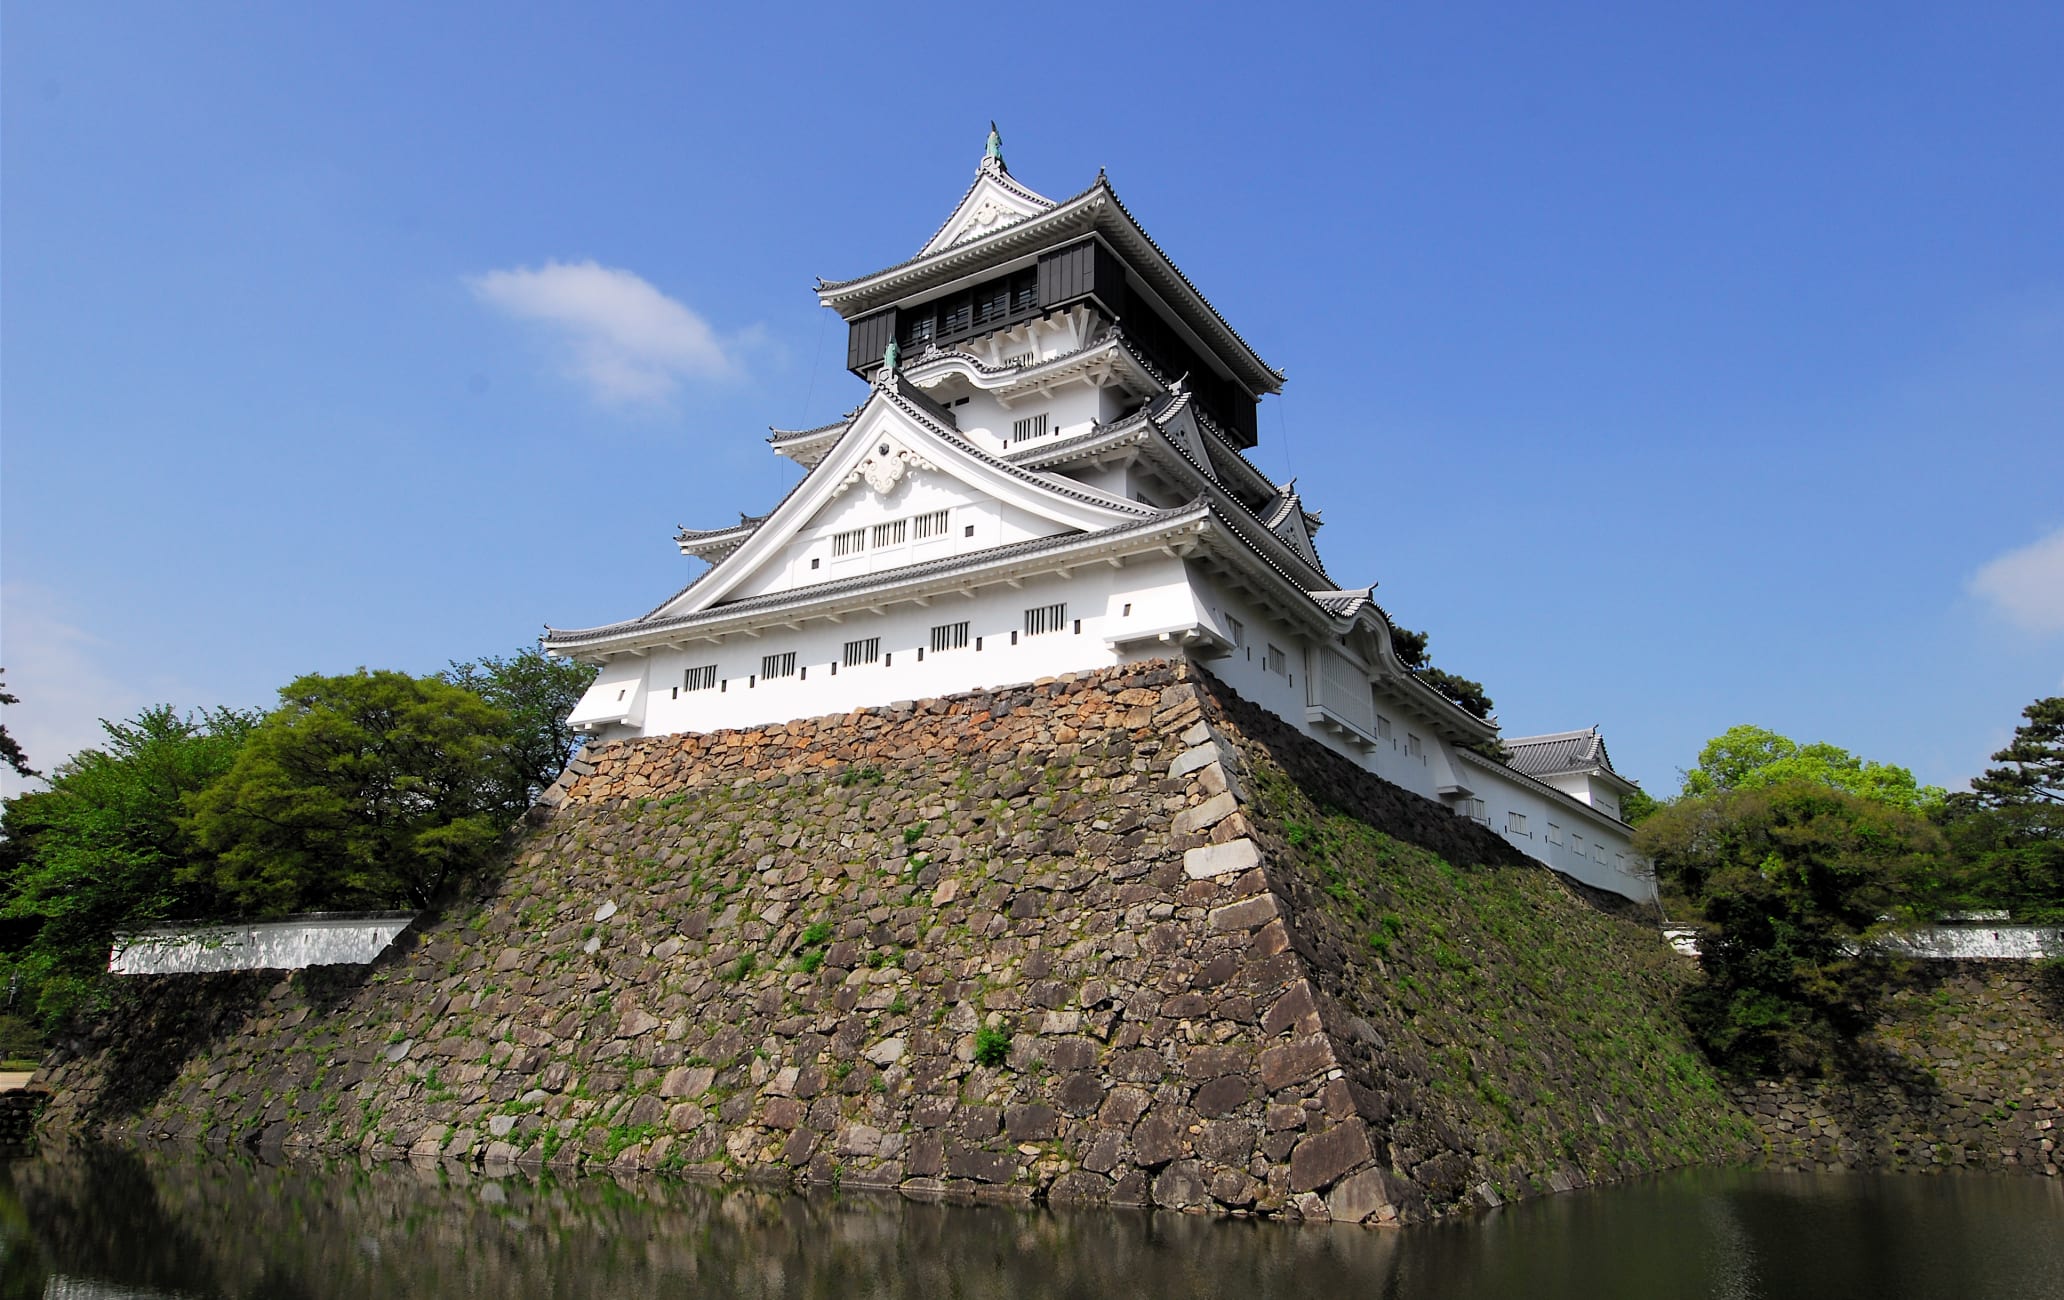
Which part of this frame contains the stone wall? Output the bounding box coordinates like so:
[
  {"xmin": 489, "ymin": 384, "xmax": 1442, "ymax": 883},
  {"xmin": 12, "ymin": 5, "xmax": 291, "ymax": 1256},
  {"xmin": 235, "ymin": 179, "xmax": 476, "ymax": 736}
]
[
  {"xmin": 1735, "ymin": 961, "xmax": 2064, "ymax": 1177},
  {"xmin": 33, "ymin": 660, "xmax": 1755, "ymax": 1223}
]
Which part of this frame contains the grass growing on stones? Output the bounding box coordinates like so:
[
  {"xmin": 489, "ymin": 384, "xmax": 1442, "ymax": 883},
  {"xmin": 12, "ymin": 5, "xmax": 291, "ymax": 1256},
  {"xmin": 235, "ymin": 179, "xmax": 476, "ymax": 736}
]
[{"xmin": 1249, "ymin": 758, "xmax": 1758, "ymax": 1208}]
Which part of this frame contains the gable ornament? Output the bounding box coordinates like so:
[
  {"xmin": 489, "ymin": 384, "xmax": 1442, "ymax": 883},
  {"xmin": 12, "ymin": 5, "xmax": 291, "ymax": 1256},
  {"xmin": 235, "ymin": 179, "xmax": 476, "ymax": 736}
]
[{"xmin": 841, "ymin": 432, "xmax": 938, "ymax": 499}]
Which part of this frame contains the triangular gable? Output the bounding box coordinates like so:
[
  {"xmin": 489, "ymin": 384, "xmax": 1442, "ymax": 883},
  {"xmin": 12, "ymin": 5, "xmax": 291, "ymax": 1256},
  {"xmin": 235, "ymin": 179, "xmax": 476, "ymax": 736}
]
[
  {"xmin": 918, "ymin": 160, "xmax": 1056, "ymax": 257},
  {"xmin": 1152, "ymin": 397, "xmax": 1217, "ymax": 482},
  {"xmin": 1253, "ymin": 485, "xmax": 1325, "ymax": 575},
  {"xmin": 655, "ymin": 378, "xmax": 1151, "ymax": 621}
]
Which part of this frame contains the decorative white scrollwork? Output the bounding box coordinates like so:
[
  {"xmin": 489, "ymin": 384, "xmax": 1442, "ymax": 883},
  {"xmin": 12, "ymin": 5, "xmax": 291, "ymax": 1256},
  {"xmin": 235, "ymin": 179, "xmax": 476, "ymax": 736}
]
[{"xmin": 840, "ymin": 433, "xmax": 937, "ymax": 499}]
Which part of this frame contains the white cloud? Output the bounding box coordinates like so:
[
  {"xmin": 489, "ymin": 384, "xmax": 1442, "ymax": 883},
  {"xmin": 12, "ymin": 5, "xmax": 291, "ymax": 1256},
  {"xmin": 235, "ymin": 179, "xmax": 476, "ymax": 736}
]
[
  {"xmin": 0, "ymin": 584, "xmax": 165, "ymax": 796},
  {"xmin": 469, "ymin": 260, "xmax": 741, "ymax": 405},
  {"xmin": 1969, "ymin": 525, "xmax": 2064, "ymax": 636}
]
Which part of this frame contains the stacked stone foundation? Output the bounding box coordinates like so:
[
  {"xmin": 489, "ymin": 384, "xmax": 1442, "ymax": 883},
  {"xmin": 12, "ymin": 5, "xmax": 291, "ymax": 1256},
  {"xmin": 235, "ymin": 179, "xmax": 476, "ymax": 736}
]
[{"xmin": 34, "ymin": 660, "xmax": 1756, "ymax": 1222}]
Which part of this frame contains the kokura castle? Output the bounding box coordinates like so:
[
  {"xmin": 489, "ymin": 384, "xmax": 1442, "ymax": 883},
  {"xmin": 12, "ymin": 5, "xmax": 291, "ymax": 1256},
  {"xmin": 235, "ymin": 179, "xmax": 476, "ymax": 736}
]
[{"xmin": 548, "ymin": 130, "xmax": 1653, "ymax": 905}]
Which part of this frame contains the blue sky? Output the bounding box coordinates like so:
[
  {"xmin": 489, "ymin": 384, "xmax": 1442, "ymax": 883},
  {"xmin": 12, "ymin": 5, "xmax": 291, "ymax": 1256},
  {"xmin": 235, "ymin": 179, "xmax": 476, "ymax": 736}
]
[{"xmin": 3, "ymin": 2, "xmax": 2059, "ymax": 798}]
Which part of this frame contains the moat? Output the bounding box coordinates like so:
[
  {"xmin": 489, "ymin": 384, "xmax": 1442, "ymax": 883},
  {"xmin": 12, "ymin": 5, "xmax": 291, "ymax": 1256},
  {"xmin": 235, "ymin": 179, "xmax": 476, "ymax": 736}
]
[{"xmin": 4, "ymin": 1146, "xmax": 2060, "ymax": 1299}]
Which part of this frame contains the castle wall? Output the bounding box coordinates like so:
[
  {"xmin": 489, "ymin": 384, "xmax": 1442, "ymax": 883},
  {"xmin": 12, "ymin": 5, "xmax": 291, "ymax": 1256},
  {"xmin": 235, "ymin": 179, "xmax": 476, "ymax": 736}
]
[{"xmin": 33, "ymin": 662, "xmax": 1751, "ymax": 1222}]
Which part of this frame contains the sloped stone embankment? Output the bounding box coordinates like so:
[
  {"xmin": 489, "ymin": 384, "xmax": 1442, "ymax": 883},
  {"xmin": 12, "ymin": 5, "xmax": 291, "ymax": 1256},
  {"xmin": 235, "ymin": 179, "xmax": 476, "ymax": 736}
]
[{"xmin": 34, "ymin": 660, "xmax": 1755, "ymax": 1222}]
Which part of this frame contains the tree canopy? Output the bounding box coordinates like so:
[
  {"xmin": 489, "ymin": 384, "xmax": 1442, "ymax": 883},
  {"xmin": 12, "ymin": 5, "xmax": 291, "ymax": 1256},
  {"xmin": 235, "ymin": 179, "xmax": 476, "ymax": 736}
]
[
  {"xmin": 182, "ymin": 669, "xmax": 515, "ymax": 914},
  {"xmin": 1637, "ymin": 782, "xmax": 1940, "ymax": 1074},
  {"xmin": 440, "ymin": 647, "xmax": 597, "ymax": 810},
  {"xmin": 0, "ymin": 672, "xmax": 34, "ymax": 779},
  {"xmin": 1388, "ymin": 625, "xmax": 1495, "ymax": 723},
  {"xmin": 1937, "ymin": 697, "xmax": 2064, "ymax": 921},
  {"xmin": 1679, "ymin": 724, "xmax": 1944, "ymax": 812},
  {"xmin": 1968, "ymin": 697, "xmax": 2064, "ymax": 808},
  {"xmin": 0, "ymin": 704, "xmax": 257, "ymax": 1026}
]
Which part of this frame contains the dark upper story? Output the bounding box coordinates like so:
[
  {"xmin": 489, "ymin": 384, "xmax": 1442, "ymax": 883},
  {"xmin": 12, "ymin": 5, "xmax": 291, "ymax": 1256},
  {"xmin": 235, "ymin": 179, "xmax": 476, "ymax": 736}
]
[{"xmin": 817, "ymin": 161, "xmax": 1283, "ymax": 451}]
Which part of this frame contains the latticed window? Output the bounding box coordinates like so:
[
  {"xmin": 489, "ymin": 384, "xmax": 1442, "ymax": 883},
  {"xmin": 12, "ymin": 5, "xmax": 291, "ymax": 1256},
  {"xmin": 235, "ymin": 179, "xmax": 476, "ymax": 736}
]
[
  {"xmin": 1011, "ymin": 413, "xmax": 1049, "ymax": 443},
  {"xmin": 1264, "ymin": 644, "xmax": 1287, "ymax": 676},
  {"xmin": 1506, "ymin": 811, "xmax": 1527, "ymax": 835},
  {"xmin": 761, "ymin": 652, "xmax": 797, "ymax": 680},
  {"xmin": 929, "ymin": 621, "xmax": 970, "ymax": 653},
  {"xmin": 831, "ymin": 528, "xmax": 864, "ymax": 557},
  {"xmin": 911, "ymin": 509, "xmax": 950, "ymax": 540},
  {"xmin": 872, "ymin": 519, "xmax": 906, "ymax": 548},
  {"xmin": 842, "ymin": 637, "xmax": 880, "ymax": 668},
  {"xmin": 1023, "ymin": 603, "xmax": 1067, "ymax": 637},
  {"xmin": 683, "ymin": 665, "xmax": 717, "ymax": 692}
]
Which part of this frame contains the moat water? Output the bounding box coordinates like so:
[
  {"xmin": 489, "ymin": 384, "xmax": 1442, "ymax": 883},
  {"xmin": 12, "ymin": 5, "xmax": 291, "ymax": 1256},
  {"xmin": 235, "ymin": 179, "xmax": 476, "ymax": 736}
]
[{"xmin": 2, "ymin": 1146, "xmax": 2060, "ymax": 1299}]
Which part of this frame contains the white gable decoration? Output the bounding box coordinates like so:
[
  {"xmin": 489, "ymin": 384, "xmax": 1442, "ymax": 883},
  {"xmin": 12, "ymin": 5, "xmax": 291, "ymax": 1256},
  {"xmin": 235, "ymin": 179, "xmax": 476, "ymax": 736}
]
[{"xmin": 918, "ymin": 160, "xmax": 1056, "ymax": 258}]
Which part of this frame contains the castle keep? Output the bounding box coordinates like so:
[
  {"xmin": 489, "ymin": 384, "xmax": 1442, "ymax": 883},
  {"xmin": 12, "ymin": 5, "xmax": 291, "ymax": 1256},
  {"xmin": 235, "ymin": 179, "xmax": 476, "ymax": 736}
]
[{"xmin": 547, "ymin": 130, "xmax": 1650, "ymax": 903}]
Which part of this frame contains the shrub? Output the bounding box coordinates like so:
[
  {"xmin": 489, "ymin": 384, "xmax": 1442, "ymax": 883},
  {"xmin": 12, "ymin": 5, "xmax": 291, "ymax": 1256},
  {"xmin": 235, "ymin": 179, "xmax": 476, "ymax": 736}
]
[{"xmin": 973, "ymin": 1023, "xmax": 1011, "ymax": 1068}]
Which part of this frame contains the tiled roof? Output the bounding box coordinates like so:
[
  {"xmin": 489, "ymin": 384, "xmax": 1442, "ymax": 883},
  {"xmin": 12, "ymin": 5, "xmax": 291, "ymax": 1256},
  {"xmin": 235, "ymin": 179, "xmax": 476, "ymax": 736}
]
[
  {"xmin": 818, "ymin": 177, "xmax": 1281, "ymax": 396},
  {"xmin": 1503, "ymin": 728, "xmax": 1618, "ymax": 779},
  {"xmin": 1454, "ymin": 747, "xmax": 1633, "ymax": 831},
  {"xmin": 543, "ymin": 506, "xmax": 1206, "ymax": 651}
]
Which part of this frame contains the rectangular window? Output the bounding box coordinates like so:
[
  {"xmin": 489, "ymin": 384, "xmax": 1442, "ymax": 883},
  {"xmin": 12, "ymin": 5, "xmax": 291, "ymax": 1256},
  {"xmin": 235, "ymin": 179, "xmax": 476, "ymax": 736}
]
[
  {"xmin": 1375, "ymin": 715, "xmax": 1393, "ymax": 742},
  {"xmin": 1011, "ymin": 413, "xmax": 1049, "ymax": 443},
  {"xmin": 1547, "ymin": 822, "xmax": 1564, "ymax": 846},
  {"xmin": 1024, "ymin": 602, "xmax": 1067, "ymax": 636},
  {"xmin": 911, "ymin": 509, "xmax": 950, "ymax": 540},
  {"xmin": 1572, "ymin": 833, "xmax": 1585, "ymax": 858},
  {"xmin": 872, "ymin": 519, "xmax": 906, "ymax": 548},
  {"xmin": 761, "ymin": 652, "xmax": 797, "ymax": 680},
  {"xmin": 1264, "ymin": 644, "xmax": 1287, "ymax": 676},
  {"xmin": 1456, "ymin": 797, "xmax": 1486, "ymax": 822},
  {"xmin": 1226, "ymin": 616, "xmax": 1245, "ymax": 647},
  {"xmin": 1407, "ymin": 733, "xmax": 1424, "ymax": 763},
  {"xmin": 1506, "ymin": 811, "xmax": 1528, "ymax": 835},
  {"xmin": 842, "ymin": 637, "xmax": 880, "ymax": 668},
  {"xmin": 975, "ymin": 281, "xmax": 1012, "ymax": 326},
  {"xmin": 831, "ymin": 528, "xmax": 864, "ymax": 557},
  {"xmin": 1593, "ymin": 842, "xmax": 1607, "ymax": 864},
  {"xmin": 929, "ymin": 621, "xmax": 970, "ymax": 653},
  {"xmin": 683, "ymin": 665, "xmax": 717, "ymax": 692}
]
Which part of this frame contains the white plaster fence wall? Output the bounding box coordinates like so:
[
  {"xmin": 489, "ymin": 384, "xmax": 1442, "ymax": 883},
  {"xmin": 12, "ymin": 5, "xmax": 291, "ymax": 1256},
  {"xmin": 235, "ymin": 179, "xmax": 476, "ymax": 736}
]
[
  {"xmin": 109, "ymin": 913, "xmax": 417, "ymax": 975},
  {"xmin": 1661, "ymin": 923, "xmax": 2063, "ymax": 961},
  {"xmin": 1879, "ymin": 924, "xmax": 2062, "ymax": 961}
]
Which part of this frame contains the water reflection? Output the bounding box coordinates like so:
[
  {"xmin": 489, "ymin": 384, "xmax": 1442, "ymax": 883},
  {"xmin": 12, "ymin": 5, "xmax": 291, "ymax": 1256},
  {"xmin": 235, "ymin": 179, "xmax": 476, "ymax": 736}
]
[{"xmin": 3, "ymin": 1145, "xmax": 2059, "ymax": 1300}]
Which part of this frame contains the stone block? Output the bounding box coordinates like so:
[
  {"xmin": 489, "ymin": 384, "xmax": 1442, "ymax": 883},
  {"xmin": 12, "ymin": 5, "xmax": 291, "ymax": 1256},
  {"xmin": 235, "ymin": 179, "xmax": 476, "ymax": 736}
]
[
  {"xmin": 1210, "ymin": 894, "xmax": 1281, "ymax": 932},
  {"xmin": 1082, "ymin": 1128, "xmax": 1125, "ymax": 1173},
  {"xmin": 1289, "ymin": 1120, "xmax": 1374, "ymax": 1192},
  {"xmin": 944, "ymin": 1147, "xmax": 1020, "ymax": 1184},
  {"xmin": 1183, "ymin": 839, "xmax": 1261, "ymax": 880},
  {"xmin": 1324, "ymin": 1167, "xmax": 1398, "ymax": 1224},
  {"xmin": 1004, "ymin": 1104, "xmax": 1059, "ymax": 1142},
  {"xmin": 1131, "ymin": 1111, "xmax": 1184, "ymax": 1167},
  {"xmin": 1174, "ymin": 792, "xmax": 1239, "ymax": 835},
  {"xmin": 1049, "ymin": 1170, "xmax": 1113, "ymax": 1204},
  {"xmin": 1169, "ymin": 743, "xmax": 1231, "ymax": 778},
  {"xmin": 1193, "ymin": 1074, "xmax": 1252, "ymax": 1118},
  {"xmin": 659, "ymin": 1065, "xmax": 714, "ymax": 1099},
  {"xmin": 1152, "ymin": 1159, "xmax": 1210, "ymax": 1209},
  {"xmin": 1259, "ymin": 1033, "xmax": 1335, "ymax": 1091}
]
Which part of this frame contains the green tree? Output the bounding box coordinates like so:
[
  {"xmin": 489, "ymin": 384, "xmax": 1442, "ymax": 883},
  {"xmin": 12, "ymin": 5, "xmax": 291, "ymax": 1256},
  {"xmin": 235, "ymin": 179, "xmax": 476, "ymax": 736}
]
[
  {"xmin": 1969, "ymin": 697, "xmax": 2063, "ymax": 807},
  {"xmin": 1619, "ymin": 787, "xmax": 1663, "ymax": 825},
  {"xmin": 0, "ymin": 704, "xmax": 257, "ymax": 1030},
  {"xmin": 1936, "ymin": 697, "xmax": 2064, "ymax": 920},
  {"xmin": 440, "ymin": 647, "xmax": 597, "ymax": 810},
  {"xmin": 1637, "ymin": 782, "xmax": 1940, "ymax": 1074},
  {"xmin": 1679, "ymin": 724, "xmax": 1944, "ymax": 812},
  {"xmin": 0, "ymin": 672, "xmax": 34, "ymax": 780},
  {"xmin": 1388, "ymin": 625, "xmax": 1495, "ymax": 723},
  {"xmin": 183, "ymin": 669, "xmax": 515, "ymax": 913}
]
